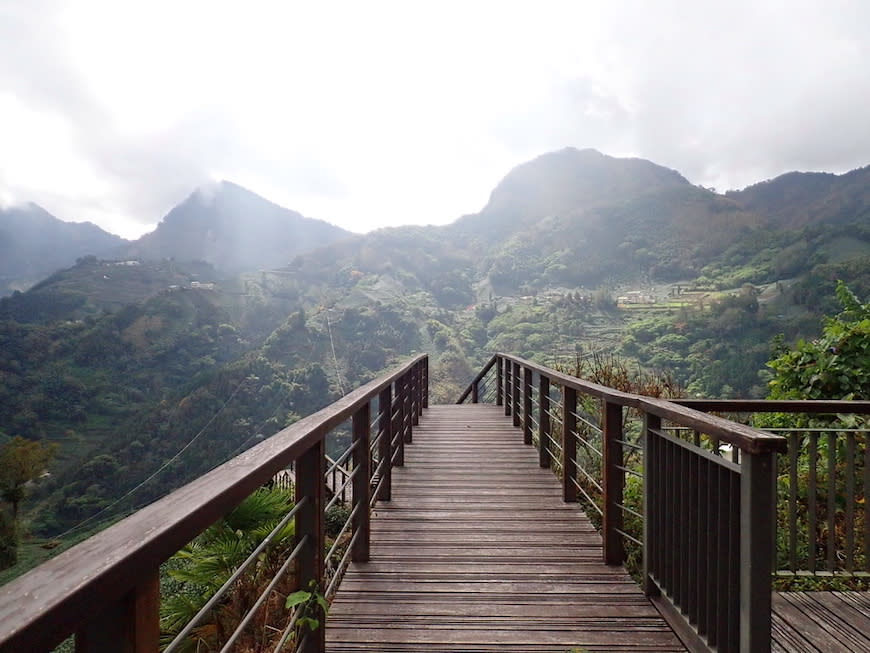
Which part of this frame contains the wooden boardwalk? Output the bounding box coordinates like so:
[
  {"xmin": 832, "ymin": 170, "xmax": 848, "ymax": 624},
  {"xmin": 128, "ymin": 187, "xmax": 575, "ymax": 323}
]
[
  {"xmin": 326, "ymin": 404, "xmax": 687, "ymax": 652},
  {"xmin": 772, "ymin": 591, "xmax": 870, "ymax": 652}
]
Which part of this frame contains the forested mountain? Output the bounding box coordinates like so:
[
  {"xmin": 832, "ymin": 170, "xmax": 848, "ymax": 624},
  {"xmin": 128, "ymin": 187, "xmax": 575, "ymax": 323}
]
[
  {"xmin": 125, "ymin": 181, "xmax": 352, "ymax": 272},
  {"xmin": 0, "ymin": 203, "xmax": 127, "ymax": 294},
  {"xmin": 727, "ymin": 165, "xmax": 870, "ymax": 229},
  {"xmin": 3, "ymin": 147, "xmax": 870, "ymax": 571}
]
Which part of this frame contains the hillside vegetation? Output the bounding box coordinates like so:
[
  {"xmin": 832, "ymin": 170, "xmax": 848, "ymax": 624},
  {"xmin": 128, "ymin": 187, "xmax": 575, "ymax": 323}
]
[{"xmin": 2, "ymin": 147, "xmax": 870, "ymax": 578}]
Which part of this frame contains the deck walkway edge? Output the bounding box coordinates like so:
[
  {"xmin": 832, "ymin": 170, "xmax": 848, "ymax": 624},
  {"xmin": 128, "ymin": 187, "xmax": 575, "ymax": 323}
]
[{"xmin": 326, "ymin": 404, "xmax": 687, "ymax": 652}]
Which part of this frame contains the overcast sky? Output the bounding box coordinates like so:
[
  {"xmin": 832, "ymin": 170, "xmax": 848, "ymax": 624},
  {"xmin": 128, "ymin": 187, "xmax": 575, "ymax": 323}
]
[{"xmin": 1, "ymin": 0, "xmax": 869, "ymax": 239}]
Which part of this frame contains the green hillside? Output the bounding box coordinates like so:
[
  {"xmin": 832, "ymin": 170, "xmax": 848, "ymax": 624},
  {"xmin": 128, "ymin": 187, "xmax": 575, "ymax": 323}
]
[{"xmin": 2, "ymin": 147, "xmax": 870, "ymax": 579}]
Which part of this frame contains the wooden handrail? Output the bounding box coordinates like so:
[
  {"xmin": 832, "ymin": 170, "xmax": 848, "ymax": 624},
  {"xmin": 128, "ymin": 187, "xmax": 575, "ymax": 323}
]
[
  {"xmin": 463, "ymin": 354, "xmax": 786, "ymax": 453},
  {"xmin": 676, "ymin": 398, "xmax": 870, "ymax": 413},
  {"xmin": 0, "ymin": 354, "xmax": 428, "ymax": 653},
  {"xmin": 456, "ymin": 353, "xmax": 498, "ymax": 404},
  {"xmin": 459, "ymin": 353, "xmax": 791, "ymax": 652}
]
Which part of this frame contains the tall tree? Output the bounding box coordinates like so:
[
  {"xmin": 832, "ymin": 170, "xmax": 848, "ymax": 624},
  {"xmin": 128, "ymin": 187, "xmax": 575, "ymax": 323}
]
[{"xmin": 0, "ymin": 436, "xmax": 56, "ymax": 519}]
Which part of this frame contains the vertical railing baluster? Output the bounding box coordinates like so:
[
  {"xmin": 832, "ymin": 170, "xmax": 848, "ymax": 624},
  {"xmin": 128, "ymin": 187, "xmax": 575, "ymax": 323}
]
[
  {"xmin": 411, "ymin": 363, "xmax": 420, "ymax": 426},
  {"xmin": 845, "ymin": 432, "xmax": 855, "ymax": 572},
  {"xmin": 808, "ymin": 433, "xmax": 818, "ymax": 573},
  {"xmin": 422, "ymin": 357, "xmax": 429, "ymax": 409},
  {"xmin": 562, "ymin": 385, "xmax": 578, "ymax": 503},
  {"xmin": 504, "ymin": 358, "xmax": 512, "ymax": 417},
  {"xmin": 394, "ymin": 378, "xmax": 405, "ymax": 467},
  {"xmin": 687, "ymin": 445, "xmax": 699, "ymax": 624},
  {"xmin": 404, "ymin": 370, "xmax": 413, "ymax": 444},
  {"xmin": 642, "ymin": 412, "xmax": 662, "ymax": 597},
  {"xmin": 740, "ymin": 449, "xmax": 776, "ymax": 653},
  {"xmin": 523, "ymin": 367, "xmax": 533, "ymax": 446},
  {"xmin": 864, "ymin": 432, "xmax": 870, "ymax": 573},
  {"xmin": 296, "ymin": 440, "xmax": 326, "ymax": 653},
  {"xmin": 826, "ymin": 431, "xmax": 836, "ymax": 572},
  {"xmin": 539, "ymin": 375, "xmax": 551, "ymax": 469},
  {"xmin": 726, "ymin": 465, "xmax": 741, "ymax": 652},
  {"xmin": 602, "ymin": 401, "xmax": 624, "ymax": 565},
  {"xmin": 697, "ymin": 455, "xmax": 710, "ymax": 638},
  {"xmin": 378, "ymin": 386, "xmax": 392, "ymax": 501},
  {"xmin": 512, "ymin": 362, "xmax": 521, "ymax": 428},
  {"xmin": 352, "ymin": 403, "xmax": 371, "ymax": 562},
  {"xmin": 788, "ymin": 432, "xmax": 798, "ymax": 572},
  {"xmin": 496, "ymin": 356, "xmax": 503, "ymax": 406}
]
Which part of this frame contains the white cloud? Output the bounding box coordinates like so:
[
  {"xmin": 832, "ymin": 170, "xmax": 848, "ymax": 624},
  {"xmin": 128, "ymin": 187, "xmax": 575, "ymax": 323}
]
[{"xmin": 1, "ymin": 0, "xmax": 868, "ymax": 238}]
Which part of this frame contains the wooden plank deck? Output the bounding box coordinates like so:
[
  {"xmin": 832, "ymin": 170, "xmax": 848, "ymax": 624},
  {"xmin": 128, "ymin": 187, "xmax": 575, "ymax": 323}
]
[
  {"xmin": 326, "ymin": 404, "xmax": 687, "ymax": 652},
  {"xmin": 772, "ymin": 591, "xmax": 870, "ymax": 652}
]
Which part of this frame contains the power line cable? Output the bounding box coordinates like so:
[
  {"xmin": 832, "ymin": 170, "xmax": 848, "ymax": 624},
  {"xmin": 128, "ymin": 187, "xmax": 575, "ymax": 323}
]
[{"xmin": 52, "ymin": 375, "xmax": 249, "ymax": 539}]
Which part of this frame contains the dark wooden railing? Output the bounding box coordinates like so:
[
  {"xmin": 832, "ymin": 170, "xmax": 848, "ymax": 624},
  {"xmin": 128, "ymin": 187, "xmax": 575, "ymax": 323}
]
[
  {"xmin": 677, "ymin": 399, "xmax": 870, "ymax": 581},
  {"xmin": 0, "ymin": 355, "xmax": 428, "ymax": 653},
  {"xmin": 459, "ymin": 353, "xmax": 787, "ymax": 653}
]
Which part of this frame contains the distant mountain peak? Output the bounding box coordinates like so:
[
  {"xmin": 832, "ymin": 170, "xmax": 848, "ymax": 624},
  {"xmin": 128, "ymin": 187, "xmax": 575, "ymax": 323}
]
[{"xmin": 126, "ymin": 182, "xmax": 351, "ymax": 272}]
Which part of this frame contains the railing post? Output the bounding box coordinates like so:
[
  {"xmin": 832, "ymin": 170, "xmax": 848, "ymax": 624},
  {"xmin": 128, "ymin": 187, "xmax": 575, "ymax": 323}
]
[
  {"xmin": 411, "ymin": 363, "xmax": 420, "ymax": 426},
  {"xmin": 562, "ymin": 385, "xmax": 577, "ymax": 502},
  {"xmin": 643, "ymin": 412, "xmax": 661, "ymax": 597},
  {"xmin": 740, "ymin": 450, "xmax": 776, "ymax": 653},
  {"xmin": 416, "ymin": 360, "xmax": 425, "ymax": 418},
  {"xmin": 422, "ymin": 357, "xmax": 429, "ymax": 409},
  {"xmin": 496, "ymin": 356, "xmax": 503, "ymax": 406},
  {"xmin": 378, "ymin": 386, "xmax": 392, "ymax": 501},
  {"xmin": 75, "ymin": 570, "xmax": 159, "ymax": 652},
  {"xmin": 504, "ymin": 358, "xmax": 512, "ymax": 416},
  {"xmin": 523, "ymin": 367, "xmax": 533, "ymax": 445},
  {"xmin": 296, "ymin": 439, "xmax": 325, "ymax": 653},
  {"xmin": 394, "ymin": 378, "xmax": 405, "ymax": 466},
  {"xmin": 512, "ymin": 361, "xmax": 521, "ymax": 428},
  {"xmin": 404, "ymin": 370, "xmax": 413, "ymax": 443},
  {"xmin": 539, "ymin": 374, "xmax": 550, "ymax": 468},
  {"xmin": 472, "ymin": 379, "xmax": 479, "ymax": 403},
  {"xmin": 602, "ymin": 400, "xmax": 625, "ymax": 565},
  {"xmin": 352, "ymin": 403, "xmax": 371, "ymax": 562}
]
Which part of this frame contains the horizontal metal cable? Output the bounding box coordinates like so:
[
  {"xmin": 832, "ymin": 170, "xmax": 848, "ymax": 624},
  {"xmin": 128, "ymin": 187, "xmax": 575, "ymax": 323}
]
[
  {"xmin": 615, "ymin": 465, "xmax": 643, "ymax": 479},
  {"xmin": 614, "ymin": 527, "xmax": 642, "ymax": 547},
  {"xmin": 369, "ymin": 478, "xmax": 384, "ymax": 508},
  {"xmin": 545, "ymin": 408, "xmax": 563, "ymax": 425},
  {"xmin": 546, "ymin": 434, "xmax": 563, "ymax": 453},
  {"xmin": 325, "ymin": 529, "xmax": 360, "ymax": 600},
  {"xmin": 575, "ymin": 464, "xmax": 603, "ymax": 493},
  {"xmin": 574, "ymin": 481, "xmax": 603, "ymax": 516},
  {"xmin": 616, "ymin": 502, "xmax": 644, "ymax": 521},
  {"xmin": 615, "ymin": 438, "xmax": 643, "ymax": 451},
  {"xmin": 325, "ymin": 502, "xmax": 361, "ymax": 563},
  {"xmin": 573, "ymin": 431, "xmax": 603, "ymax": 458},
  {"xmin": 324, "ymin": 467, "xmax": 359, "ymax": 513},
  {"xmin": 218, "ymin": 534, "xmax": 308, "ymax": 653},
  {"xmin": 570, "ymin": 409, "xmax": 603, "ymax": 434},
  {"xmin": 164, "ymin": 498, "xmax": 309, "ymax": 653},
  {"xmin": 326, "ymin": 441, "xmax": 357, "ymax": 477}
]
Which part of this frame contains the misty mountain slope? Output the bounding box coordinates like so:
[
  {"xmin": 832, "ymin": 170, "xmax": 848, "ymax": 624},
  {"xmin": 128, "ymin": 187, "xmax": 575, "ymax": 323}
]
[
  {"xmin": 0, "ymin": 203, "xmax": 127, "ymax": 294},
  {"xmin": 126, "ymin": 181, "xmax": 353, "ymax": 272},
  {"xmin": 728, "ymin": 165, "xmax": 870, "ymax": 228},
  {"xmin": 450, "ymin": 147, "xmax": 691, "ymax": 241}
]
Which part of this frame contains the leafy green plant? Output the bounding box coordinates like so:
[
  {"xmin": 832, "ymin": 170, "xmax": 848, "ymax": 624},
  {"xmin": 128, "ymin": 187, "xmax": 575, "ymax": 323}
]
[{"xmin": 285, "ymin": 580, "xmax": 329, "ymax": 633}]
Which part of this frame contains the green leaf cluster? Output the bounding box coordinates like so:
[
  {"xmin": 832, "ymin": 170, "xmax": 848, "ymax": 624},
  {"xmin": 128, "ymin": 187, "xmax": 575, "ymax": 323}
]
[{"xmin": 768, "ymin": 281, "xmax": 870, "ymax": 399}]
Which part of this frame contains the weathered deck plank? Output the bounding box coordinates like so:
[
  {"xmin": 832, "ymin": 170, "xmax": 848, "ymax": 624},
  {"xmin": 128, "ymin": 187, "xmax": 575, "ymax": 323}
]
[
  {"xmin": 326, "ymin": 404, "xmax": 687, "ymax": 652},
  {"xmin": 772, "ymin": 591, "xmax": 870, "ymax": 652}
]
